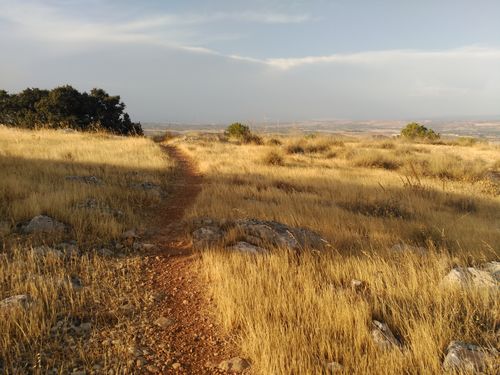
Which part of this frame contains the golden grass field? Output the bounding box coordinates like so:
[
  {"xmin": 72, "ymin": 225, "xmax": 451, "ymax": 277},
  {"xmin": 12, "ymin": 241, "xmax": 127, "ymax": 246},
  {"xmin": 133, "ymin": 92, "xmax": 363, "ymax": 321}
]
[
  {"xmin": 1, "ymin": 126, "xmax": 499, "ymax": 374},
  {"xmin": 0, "ymin": 126, "xmax": 176, "ymax": 373},
  {"xmin": 175, "ymin": 133, "xmax": 500, "ymax": 374}
]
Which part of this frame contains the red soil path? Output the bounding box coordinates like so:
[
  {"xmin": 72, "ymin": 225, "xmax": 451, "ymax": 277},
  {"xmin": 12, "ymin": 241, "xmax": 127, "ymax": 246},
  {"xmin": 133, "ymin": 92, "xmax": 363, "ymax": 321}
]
[{"xmin": 141, "ymin": 145, "xmax": 234, "ymax": 374}]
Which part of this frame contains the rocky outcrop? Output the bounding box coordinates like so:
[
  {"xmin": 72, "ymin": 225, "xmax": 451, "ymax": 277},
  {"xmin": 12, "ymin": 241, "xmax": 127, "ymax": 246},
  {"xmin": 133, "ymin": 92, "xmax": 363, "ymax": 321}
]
[
  {"xmin": 370, "ymin": 320, "xmax": 402, "ymax": 350},
  {"xmin": 440, "ymin": 265, "xmax": 498, "ymax": 290},
  {"xmin": 20, "ymin": 215, "xmax": 67, "ymax": 234},
  {"xmin": 191, "ymin": 217, "xmax": 329, "ymax": 252},
  {"xmin": 443, "ymin": 341, "xmax": 498, "ymax": 373}
]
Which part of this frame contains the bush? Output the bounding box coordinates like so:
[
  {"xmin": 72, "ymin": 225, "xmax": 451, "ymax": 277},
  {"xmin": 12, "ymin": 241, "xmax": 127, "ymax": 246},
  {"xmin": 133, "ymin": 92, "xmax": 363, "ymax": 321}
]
[
  {"xmin": 225, "ymin": 122, "xmax": 262, "ymax": 144},
  {"xmin": 352, "ymin": 151, "xmax": 401, "ymax": 170},
  {"xmin": 401, "ymin": 122, "xmax": 439, "ymax": 141},
  {"xmin": 226, "ymin": 123, "xmax": 251, "ymax": 139},
  {"xmin": 262, "ymin": 150, "xmax": 285, "ymax": 166}
]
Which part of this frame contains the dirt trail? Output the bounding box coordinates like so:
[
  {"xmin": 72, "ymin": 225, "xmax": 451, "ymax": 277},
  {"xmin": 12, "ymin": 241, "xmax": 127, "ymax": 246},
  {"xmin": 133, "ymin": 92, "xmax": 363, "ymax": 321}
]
[{"xmin": 141, "ymin": 144, "xmax": 233, "ymax": 374}]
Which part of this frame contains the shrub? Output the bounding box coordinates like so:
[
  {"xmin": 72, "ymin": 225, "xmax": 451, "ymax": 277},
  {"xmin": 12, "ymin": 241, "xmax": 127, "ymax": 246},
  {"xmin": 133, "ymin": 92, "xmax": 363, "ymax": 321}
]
[
  {"xmin": 401, "ymin": 122, "xmax": 440, "ymax": 141},
  {"xmin": 267, "ymin": 138, "xmax": 282, "ymax": 146},
  {"xmin": 353, "ymin": 152, "xmax": 401, "ymax": 170},
  {"xmin": 262, "ymin": 150, "xmax": 285, "ymax": 166},
  {"xmin": 225, "ymin": 123, "xmax": 251, "ymax": 139},
  {"xmin": 286, "ymin": 143, "xmax": 305, "ymax": 154},
  {"xmin": 225, "ymin": 122, "xmax": 262, "ymax": 144}
]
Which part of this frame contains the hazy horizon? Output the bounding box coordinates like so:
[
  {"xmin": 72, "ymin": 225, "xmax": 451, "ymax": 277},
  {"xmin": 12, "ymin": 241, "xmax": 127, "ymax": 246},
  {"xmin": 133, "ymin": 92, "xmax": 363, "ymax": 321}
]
[{"xmin": 1, "ymin": 0, "xmax": 500, "ymax": 123}]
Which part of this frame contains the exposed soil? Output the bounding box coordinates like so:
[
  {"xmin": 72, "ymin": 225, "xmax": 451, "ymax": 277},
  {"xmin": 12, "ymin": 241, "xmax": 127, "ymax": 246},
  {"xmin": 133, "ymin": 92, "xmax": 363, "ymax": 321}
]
[{"xmin": 140, "ymin": 144, "xmax": 235, "ymax": 374}]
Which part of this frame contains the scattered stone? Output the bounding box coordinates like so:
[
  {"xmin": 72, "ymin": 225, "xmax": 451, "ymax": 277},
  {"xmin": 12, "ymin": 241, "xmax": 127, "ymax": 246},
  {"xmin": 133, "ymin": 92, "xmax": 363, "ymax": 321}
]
[
  {"xmin": 391, "ymin": 243, "xmax": 427, "ymax": 255},
  {"xmin": 218, "ymin": 357, "xmax": 251, "ymax": 372},
  {"xmin": 351, "ymin": 279, "xmax": 367, "ymax": 293},
  {"xmin": 370, "ymin": 320, "xmax": 402, "ymax": 350},
  {"xmin": 325, "ymin": 361, "xmax": 344, "ymax": 372},
  {"xmin": 154, "ymin": 316, "xmax": 175, "ymax": 328},
  {"xmin": 443, "ymin": 341, "xmax": 498, "ymax": 373},
  {"xmin": 75, "ymin": 198, "xmax": 123, "ymax": 217},
  {"xmin": 227, "ymin": 241, "xmax": 267, "ymax": 254},
  {"xmin": 65, "ymin": 175, "xmax": 103, "ymax": 185},
  {"xmin": 171, "ymin": 362, "xmax": 182, "ymax": 370},
  {"xmin": 440, "ymin": 266, "xmax": 498, "ymax": 290},
  {"xmin": 21, "ymin": 215, "xmax": 67, "ymax": 234},
  {"xmin": 0, "ymin": 294, "xmax": 32, "ymax": 310},
  {"xmin": 68, "ymin": 275, "xmax": 84, "ymax": 290}
]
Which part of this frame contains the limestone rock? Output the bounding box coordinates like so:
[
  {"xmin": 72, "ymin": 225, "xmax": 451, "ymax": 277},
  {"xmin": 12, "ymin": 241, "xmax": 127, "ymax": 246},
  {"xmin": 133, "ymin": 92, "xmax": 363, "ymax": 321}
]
[
  {"xmin": 218, "ymin": 357, "xmax": 251, "ymax": 372},
  {"xmin": 154, "ymin": 316, "xmax": 175, "ymax": 328},
  {"xmin": 0, "ymin": 294, "xmax": 33, "ymax": 310},
  {"xmin": 192, "ymin": 217, "xmax": 329, "ymax": 252},
  {"xmin": 235, "ymin": 219, "xmax": 328, "ymax": 251},
  {"xmin": 21, "ymin": 215, "xmax": 67, "ymax": 234},
  {"xmin": 325, "ymin": 361, "xmax": 344, "ymax": 372},
  {"xmin": 370, "ymin": 320, "xmax": 402, "ymax": 350},
  {"xmin": 351, "ymin": 279, "xmax": 368, "ymax": 293},
  {"xmin": 482, "ymin": 261, "xmax": 500, "ymax": 282},
  {"xmin": 227, "ymin": 241, "xmax": 267, "ymax": 254},
  {"xmin": 192, "ymin": 226, "xmax": 225, "ymax": 248},
  {"xmin": 440, "ymin": 267, "xmax": 498, "ymax": 290},
  {"xmin": 443, "ymin": 341, "xmax": 498, "ymax": 373}
]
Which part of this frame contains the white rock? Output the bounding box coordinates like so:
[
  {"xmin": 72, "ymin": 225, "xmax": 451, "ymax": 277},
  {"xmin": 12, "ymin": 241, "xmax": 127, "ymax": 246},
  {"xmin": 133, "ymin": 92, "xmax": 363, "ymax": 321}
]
[
  {"xmin": 22, "ymin": 215, "xmax": 67, "ymax": 234},
  {"xmin": 0, "ymin": 294, "xmax": 32, "ymax": 310},
  {"xmin": 440, "ymin": 267, "xmax": 498, "ymax": 290},
  {"xmin": 482, "ymin": 261, "xmax": 500, "ymax": 282},
  {"xmin": 370, "ymin": 320, "xmax": 402, "ymax": 350},
  {"xmin": 443, "ymin": 341, "xmax": 498, "ymax": 373}
]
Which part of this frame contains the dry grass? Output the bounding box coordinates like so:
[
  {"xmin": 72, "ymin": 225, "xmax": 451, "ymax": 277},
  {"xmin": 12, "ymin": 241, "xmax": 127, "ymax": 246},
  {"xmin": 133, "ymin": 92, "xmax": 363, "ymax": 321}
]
[
  {"xmin": 176, "ymin": 133, "xmax": 500, "ymax": 374},
  {"xmin": 0, "ymin": 126, "xmax": 175, "ymax": 373}
]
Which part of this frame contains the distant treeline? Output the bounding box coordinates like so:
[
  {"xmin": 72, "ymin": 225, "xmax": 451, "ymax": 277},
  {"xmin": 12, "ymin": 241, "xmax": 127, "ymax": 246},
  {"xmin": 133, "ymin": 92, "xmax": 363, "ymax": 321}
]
[{"xmin": 0, "ymin": 86, "xmax": 143, "ymax": 135}]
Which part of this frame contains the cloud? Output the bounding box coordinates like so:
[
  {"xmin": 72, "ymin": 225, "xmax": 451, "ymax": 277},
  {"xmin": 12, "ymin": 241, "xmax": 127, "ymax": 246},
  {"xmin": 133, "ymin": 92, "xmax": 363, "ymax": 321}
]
[{"xmin": 260, "ymin": 47, "xmax": 500, "ymax": 69}]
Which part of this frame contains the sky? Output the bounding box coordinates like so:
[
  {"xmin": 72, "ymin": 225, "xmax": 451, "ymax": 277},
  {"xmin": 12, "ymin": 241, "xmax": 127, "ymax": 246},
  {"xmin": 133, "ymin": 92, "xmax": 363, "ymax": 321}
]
[{"xmin": 1, "ymin": 0, "xmax": 500, "ymax": 123}]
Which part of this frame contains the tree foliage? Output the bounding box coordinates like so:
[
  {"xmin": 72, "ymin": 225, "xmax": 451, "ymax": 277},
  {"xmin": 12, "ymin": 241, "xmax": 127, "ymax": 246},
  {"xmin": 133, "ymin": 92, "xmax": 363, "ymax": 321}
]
[
  {"xmin": 0, "ymin": 86, "xmax": 142, "ymax": 135},
  {"xmin": 401, "ymin": 122, "xmax": 440, "ymax": 140},
  {"xmin": 225, "ymin": 122, "xmax": 251, "ymax": 139}
]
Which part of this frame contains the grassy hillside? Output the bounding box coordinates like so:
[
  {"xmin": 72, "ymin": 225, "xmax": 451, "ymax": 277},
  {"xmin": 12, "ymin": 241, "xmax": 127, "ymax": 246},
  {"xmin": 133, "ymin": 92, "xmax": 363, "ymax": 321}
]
[
  {"xmin": 176, "ymin": 134, "xmax": 499, "ymax": 374},
  {"xmin": 0, "ymin": 127, "xmax": 175, "ymax": 373}
]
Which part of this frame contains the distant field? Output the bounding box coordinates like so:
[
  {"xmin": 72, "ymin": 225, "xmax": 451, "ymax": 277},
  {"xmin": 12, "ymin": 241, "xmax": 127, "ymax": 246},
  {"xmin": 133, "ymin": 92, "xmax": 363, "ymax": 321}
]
[
  {"xmin": 0, "ymin": 127, "xmax": 175, "ymax": 373},
  {"xmin": 144, "ymin": 120, "xmax": 500, "ymax": 142},
  {"xmin": 176, "ymin": 133, "xmax": 499, "ymax": 374}
]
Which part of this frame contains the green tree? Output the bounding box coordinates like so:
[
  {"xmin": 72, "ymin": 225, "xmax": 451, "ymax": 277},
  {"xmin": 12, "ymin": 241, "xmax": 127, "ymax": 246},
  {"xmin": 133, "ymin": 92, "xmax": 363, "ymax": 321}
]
[
  {"xmin": 401, "ymin": 122, "xmax": 440, "ymax": 140},
  {"xmin": 225, "ymin": 122, "xmax": 251, "ymax": 139}
]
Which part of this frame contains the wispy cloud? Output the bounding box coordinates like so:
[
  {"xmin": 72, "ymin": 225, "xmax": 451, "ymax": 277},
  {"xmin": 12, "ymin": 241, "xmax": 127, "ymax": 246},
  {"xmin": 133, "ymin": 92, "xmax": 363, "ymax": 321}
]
[{"xmin": 2, "ymin": 0, "xmax": 500, "ymax": 74}]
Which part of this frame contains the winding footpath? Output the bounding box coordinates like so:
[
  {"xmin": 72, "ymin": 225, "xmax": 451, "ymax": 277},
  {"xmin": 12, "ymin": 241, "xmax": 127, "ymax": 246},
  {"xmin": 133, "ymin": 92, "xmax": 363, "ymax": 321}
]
[{"xmin": 141, "ymin": 144, "xmax": 235, "ymax": 374}]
